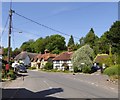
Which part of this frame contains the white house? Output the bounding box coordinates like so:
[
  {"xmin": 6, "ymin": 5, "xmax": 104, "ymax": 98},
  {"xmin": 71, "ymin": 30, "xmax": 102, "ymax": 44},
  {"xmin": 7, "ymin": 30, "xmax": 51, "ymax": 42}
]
[
  {"xmin": 31, "ymin": 50, "xmax": 57, "ymax": 69},
  {"xmin": 52, "ymin": 51, "xmax": 73, "ymax": 71},
  {"xmin": 0, "ymin": 48, "xmax": 3, "ymax": 59},
  {"xmin": 14, "ymin": 51, "xmax": 38, "ymax": 66}
]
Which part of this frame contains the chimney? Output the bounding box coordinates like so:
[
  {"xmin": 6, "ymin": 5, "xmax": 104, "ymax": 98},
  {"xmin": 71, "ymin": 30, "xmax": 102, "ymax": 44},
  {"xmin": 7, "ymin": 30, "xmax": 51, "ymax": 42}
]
[
  {"xmin": 68, "ymin": 47, "xmax": 72, "ymax": 52},
  {"xmin": 44, "ymin": 49, "xmax": 49, "ymax": 54}
]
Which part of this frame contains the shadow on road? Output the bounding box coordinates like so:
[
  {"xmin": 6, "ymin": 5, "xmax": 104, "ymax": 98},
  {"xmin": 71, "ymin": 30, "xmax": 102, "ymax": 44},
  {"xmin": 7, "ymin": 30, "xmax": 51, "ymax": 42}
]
[{"xmin": 2, "ymin": 87, "xmax": 65, "ymax": 100}]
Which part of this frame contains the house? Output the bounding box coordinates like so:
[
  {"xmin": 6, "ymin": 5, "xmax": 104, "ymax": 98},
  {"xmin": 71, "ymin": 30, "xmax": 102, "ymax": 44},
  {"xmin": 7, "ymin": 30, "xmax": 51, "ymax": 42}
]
[
  {"xmin": 93, "ymin": 54, "xmax": 109, "ymax": 68},
  {"xmin": 0, "ymin": 48, "xmax": 3, "ymax": 59},
  {"xmin": 31, "ymin": 49, "xmax": 57, "ymax": 69},
  {"xmin": 14, "ymin": 51, "xmax": 38, "ymax": 66},
  {"xmin": 94, "ymin": 54, "xmax": 109, "ymax": 63},
  {"xmin": 52, "ymin": 51, "xmax": 73, "ymax": 71}
]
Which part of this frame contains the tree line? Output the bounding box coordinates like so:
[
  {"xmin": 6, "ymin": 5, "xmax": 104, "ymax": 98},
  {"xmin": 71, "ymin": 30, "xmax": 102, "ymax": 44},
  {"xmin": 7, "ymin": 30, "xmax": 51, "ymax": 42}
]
[{"xmin": 3, "ymin": 21, "xmax": 120, "ymax": 60}]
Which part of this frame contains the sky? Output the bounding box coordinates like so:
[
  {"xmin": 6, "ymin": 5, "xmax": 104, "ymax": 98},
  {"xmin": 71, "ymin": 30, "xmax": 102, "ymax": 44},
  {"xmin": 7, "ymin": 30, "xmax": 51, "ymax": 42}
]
[{"xmin": 1, "ymin": 2, "xmax": 118, "ymax": 50}]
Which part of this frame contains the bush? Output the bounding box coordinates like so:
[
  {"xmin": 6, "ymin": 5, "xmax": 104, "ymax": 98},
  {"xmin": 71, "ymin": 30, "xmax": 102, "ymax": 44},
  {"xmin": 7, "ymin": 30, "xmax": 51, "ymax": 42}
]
[
  {"xmin": 2, "ymin": 69, "xmax": 17, "ymax": 80},
  {"xmin": 74, "ymin": 66, "xmax": 78, "ymax": 73},
  {"xmin": 104, "ymin": 64, "xmax": 120, "ymax": 76},
  {"xmin": 82, "ymin": 66, "xmax": 91, "ymax": 73},
  {"xmin": 44, "ymin": 62, "xmax": 53, "ymax": 70},
  {"xmin": 7, "ymin": 70, "xmax": 16, "ymax": 80}
]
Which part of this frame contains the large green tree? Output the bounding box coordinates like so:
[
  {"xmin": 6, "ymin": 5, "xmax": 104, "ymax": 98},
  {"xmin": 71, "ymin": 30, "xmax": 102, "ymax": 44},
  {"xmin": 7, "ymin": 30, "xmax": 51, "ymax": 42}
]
[
  {"xmin": 20, "ymin": 39, "xmax": 35, "ymax": 52},
  {"xmin": 34, "ymin": 37, "xmax": 45, "ymax": 53},
  {"xmin": 71, "ymin": 44, "xmax": 94, "ymax": 69},
  {"xmin": 84, "ymin": 28, "xmax": 99, "ymax": 48},
  {"xmin": 106, "ymin": 21, "xmax": 120, "ymax": 54},
  {"xmin": 67, "ymin": 35, "xmax": 75, "ymax": 47},
  {"xmin": 45, "ymin": 34, "xmax": 66, "ymax": 52}
]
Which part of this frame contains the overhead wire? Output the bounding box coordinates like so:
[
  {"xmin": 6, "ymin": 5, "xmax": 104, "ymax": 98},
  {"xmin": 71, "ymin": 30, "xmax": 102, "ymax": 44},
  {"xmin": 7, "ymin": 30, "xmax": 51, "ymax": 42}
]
[
  {"xmin": 1, "ymin": 15, "xmax": 9, "ymax": 36},
  {"xmin": 12, "ymin": 27, "xmax": 41, "ymax": 37},
  {"xmin": 13, "ymin": 11, "xmax": 80, "ymax": 40}
]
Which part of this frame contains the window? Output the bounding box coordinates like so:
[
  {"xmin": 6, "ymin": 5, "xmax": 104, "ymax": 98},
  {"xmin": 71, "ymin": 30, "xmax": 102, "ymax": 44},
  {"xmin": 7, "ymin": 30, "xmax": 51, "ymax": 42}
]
[{"xmin": 56, "ymin": 60, "xmax": 60, "ymax": 64}]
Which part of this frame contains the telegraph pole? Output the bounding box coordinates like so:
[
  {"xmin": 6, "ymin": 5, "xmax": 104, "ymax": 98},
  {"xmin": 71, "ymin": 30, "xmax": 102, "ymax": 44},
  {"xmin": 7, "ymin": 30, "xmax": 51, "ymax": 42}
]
[{"xmin": 7, "ymin": 9, "xmax": 12, "ymax": 64}]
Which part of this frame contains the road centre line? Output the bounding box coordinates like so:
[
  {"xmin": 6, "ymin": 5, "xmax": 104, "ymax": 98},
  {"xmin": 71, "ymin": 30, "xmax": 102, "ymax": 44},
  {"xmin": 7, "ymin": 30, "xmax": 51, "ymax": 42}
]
[{"xmin": 43, "ymin": 80, "xmax": 52, "ymax": 89}]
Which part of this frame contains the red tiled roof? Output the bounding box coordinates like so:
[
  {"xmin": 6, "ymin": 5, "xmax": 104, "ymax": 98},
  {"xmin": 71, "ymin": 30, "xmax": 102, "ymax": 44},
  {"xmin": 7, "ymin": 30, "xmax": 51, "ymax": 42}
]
[
  {"xmin": 33, "ymin": 53, "xmax": 57, "ymax": 61},
  {"xmin": 53, "ymin": 52, "xmax": 73, "ymax": 61}
]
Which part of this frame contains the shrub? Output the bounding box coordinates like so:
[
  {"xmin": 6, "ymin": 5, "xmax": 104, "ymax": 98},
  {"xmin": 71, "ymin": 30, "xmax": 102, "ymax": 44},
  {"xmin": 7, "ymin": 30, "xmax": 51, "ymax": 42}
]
[
  {"xmin": 104, "ymin": 65, "xmax": 120, "ymax": 76},
  {"xmin": 82, "ymin": 66, "xmax": 91, "ymax": 73},
  {"xmin": 74, "ymin": 66, "xmax": 78, "ymax": 73},
  {"xmin": 7, "ymin": 70, "xmax": 16, "ymax": 80},
  {"xmin": 44, "ymin": 62, "xmax": 53, "ymax": 70}
]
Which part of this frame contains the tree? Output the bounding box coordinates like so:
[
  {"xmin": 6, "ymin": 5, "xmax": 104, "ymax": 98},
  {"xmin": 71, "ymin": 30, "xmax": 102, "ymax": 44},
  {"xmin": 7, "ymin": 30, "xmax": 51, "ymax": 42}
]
[
  {"xmin": 20, "ymin": 39, "xmax": 35, "ymax": 52},
  {"xmin": 71, "ymin": 44, "xmax": 94, "ymax": 70},
  {"xmin": 3, "ymin": 47, "xmax": 12, "ymax": 57},
  {"xmin": 34, "ymin": 37, "xmax": 45, "ymax": 53},
  {"xmin": 79, "ymin": 37, "xmax": 85, "ymax": 46},
  {"xmin": 84, "ymin": 28, "xmax": 98, "ymax": 48},
  {"xmin": 12, "ymin": 48, "xmax": 21, "ymax": 58},
  {"xmin": 45, "ymin": 34, "xmax": 66, "ymax": 52},
  {"xmin": 68, "ymin": 35, "xmax": 75, "ymax": 47},
  {"xmin": 106, "ymin": 21, "xmax": 120, "ymax": 54}
]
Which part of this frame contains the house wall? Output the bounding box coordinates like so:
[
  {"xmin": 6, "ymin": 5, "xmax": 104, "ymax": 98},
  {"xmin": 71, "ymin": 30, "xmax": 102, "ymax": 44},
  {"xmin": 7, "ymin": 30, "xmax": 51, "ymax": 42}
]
[
  {"xmin": 40, "ymin": 59, "xmax": 47, "ymax": 68},
  {"xmin": 53, "ymin": 60, "xmax": 73, "ymax": 71},
  {"xmin": 0, "ymin": 55, "xmax": 2, "ymax": 59},
  {"xmin": 31, "ymin": 62, "xmax": 38, "ymax": 67}
]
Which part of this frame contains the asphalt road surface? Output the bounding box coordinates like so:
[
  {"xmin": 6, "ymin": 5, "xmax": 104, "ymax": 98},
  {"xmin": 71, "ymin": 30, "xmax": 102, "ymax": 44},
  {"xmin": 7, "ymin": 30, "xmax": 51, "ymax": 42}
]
[{"xmin": 2, "ymin": 70, "xmax": 118, "ymax": 99}]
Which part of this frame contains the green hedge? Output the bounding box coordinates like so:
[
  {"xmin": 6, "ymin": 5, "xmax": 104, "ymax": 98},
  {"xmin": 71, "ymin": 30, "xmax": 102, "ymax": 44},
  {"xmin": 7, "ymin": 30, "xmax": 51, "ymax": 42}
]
[
  {"xmin": 81, "ymin": 66, "xmax": 91, "ymax": 73},
  {"xmin": 44, "ymin": 62, "xmax": 53, "ymax": 70},
  {"xmin": 104, "ymin": 65, "xmax": 120, "ymax": 76}
]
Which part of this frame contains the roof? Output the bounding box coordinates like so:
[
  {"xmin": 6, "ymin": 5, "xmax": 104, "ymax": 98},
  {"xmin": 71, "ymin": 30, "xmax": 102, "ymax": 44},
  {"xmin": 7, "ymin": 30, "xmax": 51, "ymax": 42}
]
[
  {"xmin": 33, "ymin": 53, "xmax": 57, "ymax": 62},
  {"xmin": 15, "ymin": 51, "xmax": 38, "ymax": 60},
  {"xmin": 94, "ymin": 54, "xmax": 109, "ymax": 63},
  {"xmin": 53, "ymin": 52, "xmax": 73, "ymax": 61}
]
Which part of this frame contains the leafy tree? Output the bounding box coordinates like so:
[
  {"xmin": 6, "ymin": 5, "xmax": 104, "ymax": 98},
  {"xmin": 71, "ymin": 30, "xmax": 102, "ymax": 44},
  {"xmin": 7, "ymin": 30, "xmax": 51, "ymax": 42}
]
[
  {"xmin": 20, "ymin": 39, "xmax": 35, "ymax": 52},
  {"xmin": 3, "ymin": 47, "xmax": 12, "ymax": 57},
  {"xmin": 12, "ymin": 48, "xmax": 21, "ymax": 58},
  {"xmin": 71, "ymin": 44, "xmax": 94, "ymax": 70},
  {"xmin": 34, "ymin": 37, "xmax": 45, "ymax": 53},
  {"xmin": 98, "ymin": 31, "xmax": 110, "ymax": 54},
  {"xmin": 45, "ymin": 34, "xmax": 66, "ymax": 52},
  {"xmin": 106, "ymin": 21, "xmax": 120, "ymax": 54}
]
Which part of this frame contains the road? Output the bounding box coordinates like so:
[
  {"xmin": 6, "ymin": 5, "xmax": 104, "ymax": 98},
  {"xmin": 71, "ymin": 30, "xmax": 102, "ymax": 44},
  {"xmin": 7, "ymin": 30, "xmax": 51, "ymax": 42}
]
[{"xmin": 2, "ymin": 70, "xmax": 118, "ymax": 99}]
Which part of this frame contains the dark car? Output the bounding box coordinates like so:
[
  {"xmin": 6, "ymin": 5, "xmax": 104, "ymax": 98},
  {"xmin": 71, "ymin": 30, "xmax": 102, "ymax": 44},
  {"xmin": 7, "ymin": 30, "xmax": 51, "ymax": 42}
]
[
  {"xmin": 91, "ymin": 65, "xmax": 100, "ymax": 73},
  {"xmin": 17, "ymin": 64, "xmax": 27, "ymax": 73}
]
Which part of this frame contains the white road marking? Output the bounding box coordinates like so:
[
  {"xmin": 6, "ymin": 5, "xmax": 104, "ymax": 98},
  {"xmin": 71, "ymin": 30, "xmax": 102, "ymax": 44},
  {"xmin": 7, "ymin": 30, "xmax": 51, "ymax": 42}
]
[{"xmin": 43, "ymin": 80, "xmax": 53, "ymax": 89}]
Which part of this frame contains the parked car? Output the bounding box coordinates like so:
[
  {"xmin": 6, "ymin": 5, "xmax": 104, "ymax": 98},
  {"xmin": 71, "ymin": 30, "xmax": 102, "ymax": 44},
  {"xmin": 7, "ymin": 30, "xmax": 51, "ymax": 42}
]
[
  {"xmin": 91, "ymin": 64, "xmax": 100, "ymax": 73},
  {"xmin": 16, "ymin": 64, "xmax": 27, "ymax": 73}
]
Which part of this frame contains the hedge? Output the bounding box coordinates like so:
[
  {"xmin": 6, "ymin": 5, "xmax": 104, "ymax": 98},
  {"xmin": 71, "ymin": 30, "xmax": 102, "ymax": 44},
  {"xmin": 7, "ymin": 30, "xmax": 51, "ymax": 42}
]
[{"xmin": 103, "ymin": 65, "xmax": 120, "ymax": 76}]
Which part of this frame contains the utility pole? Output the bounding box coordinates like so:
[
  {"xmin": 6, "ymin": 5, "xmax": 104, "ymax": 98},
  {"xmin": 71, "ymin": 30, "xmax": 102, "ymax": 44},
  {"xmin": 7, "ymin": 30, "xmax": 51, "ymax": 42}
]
[{"xmin": 7, "ymin": 9, "xmax": 12, "ymax": 64}]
